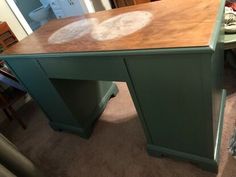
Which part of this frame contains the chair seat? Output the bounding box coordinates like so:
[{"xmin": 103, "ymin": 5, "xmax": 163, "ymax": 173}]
[{"xmin": 0, "ymin": 87, "xmax": 26, "ymax": 108}]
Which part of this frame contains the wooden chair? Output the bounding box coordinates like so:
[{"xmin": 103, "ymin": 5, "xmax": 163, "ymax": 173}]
[
  {"xmin": 0, "ymin": 85, "xmax": 27, "ymax": 129},
  {"xmin": 0, "ymin": 22, "xmax": 27, "ymax": 129},
  {"xmin": 0, "ymin": 66, "xmax": 27, "ymax": 129},
  {"xmin": 0, "ymin": 22, "xmax": 18, "ymax": 49}
]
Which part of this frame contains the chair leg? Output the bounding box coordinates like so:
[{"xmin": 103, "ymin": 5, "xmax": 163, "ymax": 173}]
[
  {"xmin": 8, "ymin": 106, "xmax": 26, "ymax": 129},
  {"xmin": 3, "ymin": 108, "xmax": 13, "ymax": 121}
]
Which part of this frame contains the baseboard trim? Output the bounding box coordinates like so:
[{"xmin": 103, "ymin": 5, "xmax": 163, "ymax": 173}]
[{"xmin": 147, "ymin": 144, "xmax": 218, "ymax": 172}]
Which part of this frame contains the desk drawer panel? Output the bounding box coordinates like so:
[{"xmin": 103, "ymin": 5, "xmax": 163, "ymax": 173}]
[{"xmin": 38, "ymin": 57, "xmax": 127, "ymax": 81}]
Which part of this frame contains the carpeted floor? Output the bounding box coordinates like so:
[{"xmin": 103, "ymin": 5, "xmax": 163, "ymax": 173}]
[{"xmin": 1, "ymin": 66, "xmax": 236, "ymax": 177}]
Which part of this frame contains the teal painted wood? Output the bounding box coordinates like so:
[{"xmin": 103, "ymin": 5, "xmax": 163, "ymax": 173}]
[
  {"xmin": 211, "ymin": 43, "xmax": 224, "ymax": 147},
  {"xmin": 0, "ymin": 46, "xmax": 214, "ymax": 60},
  {"xmin": 37, "ymin": 56, "xmax": 152, "ymax": 142},
  {"xmin": 124, "ymin": 1, "xmax": 225, "ymax": 171},
  {"xmin": 50, "ymin": 79, "xmax": 118, "ymax": 128},
  {"xmin": 5, "ymin": 55, "xmax": 153, "ymax": 142},
  {"xmin": 37, "ymin": 56, "xmax": 153, "ymax": 142},
  {"xmin": 125, "ymin": 52, "xmax": 225, "ymax": 172},
  {"xmin": 37, "ymin": 56, "xmax": 127, "ymax": 81},
  {"xmin": 3, "ymin": 44, "xmax": 225, "ymax": 172},
  {"xmin": 124, "ymin": 28, "xmax": 225, "ymax": 172},
  {"xmin": 214, "ymin": 89, "xmax": 226, "ymax": 163},
  {"xmin": 147, "ymin": 89, "xmax": 226, "ymax": 172},
  {"xmin": 5, "ymin": 59, "xmax": 118, "ymax": 138},
  {"xmin": 50, "ymin": 82, "xmax": 119, "ymax": 138},
  {"xmin": 123, "ymin": 66, "xmax": 153, "ymax": 143},
  {"xmin": 5, "ymin": 59, "xmax": 78, "ymax": 124},
  {"xmin": 125, "ymin": 53, "xmax": 215, "ymax": 158}
]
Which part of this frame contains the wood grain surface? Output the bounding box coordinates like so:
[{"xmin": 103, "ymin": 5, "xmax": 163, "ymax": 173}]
[{"xmin": 2, "ymin": 0, "xmax": 221, "ymax": 55}]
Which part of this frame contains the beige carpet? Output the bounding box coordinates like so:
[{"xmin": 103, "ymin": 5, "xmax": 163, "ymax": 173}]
[{"xmin": 1, "ymin": 67, "xmax": 236, "ymax": 177}]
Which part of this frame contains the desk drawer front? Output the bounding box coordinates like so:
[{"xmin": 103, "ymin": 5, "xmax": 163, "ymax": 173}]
[{"xmin": 38, "ymin": 57, "xmax": 127, "ymax": 81}]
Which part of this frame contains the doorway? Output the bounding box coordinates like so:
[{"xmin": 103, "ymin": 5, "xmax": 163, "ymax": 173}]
[{"xmin": 6, "ymin": 0, "xmax": 96, "ymax": 33}]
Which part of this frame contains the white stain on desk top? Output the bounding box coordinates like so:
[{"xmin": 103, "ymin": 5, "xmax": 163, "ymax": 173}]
[
  {"xmin": 92, "ymin": 11, "xmax": 153, "ymax": 41},
  {"xmin": 48, "ymin": 18, "xmax": 98, "ymax": 44},
  {"xmin": 48, "ymin": 11, "xmax": 153, "ymax": 44}
]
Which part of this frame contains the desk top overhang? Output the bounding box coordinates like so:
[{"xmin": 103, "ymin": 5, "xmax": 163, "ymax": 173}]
[{"xmin": 2, "ymin": 0, "xmax": 224, "ymax": 57}]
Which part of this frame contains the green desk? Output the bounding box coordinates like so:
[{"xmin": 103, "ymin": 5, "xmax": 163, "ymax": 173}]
[{"xmin": 1, "ymin": 0, "xmax": 226, "ymax": 172}]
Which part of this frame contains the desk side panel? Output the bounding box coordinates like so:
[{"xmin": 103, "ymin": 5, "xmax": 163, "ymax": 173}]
[
  {"xmin": 125, "ymin": 52, "xmax": 214, "ymax": 158},
  {"xmin": 211, "ymin": 37, "xmax": 224, "ymax": 151}
]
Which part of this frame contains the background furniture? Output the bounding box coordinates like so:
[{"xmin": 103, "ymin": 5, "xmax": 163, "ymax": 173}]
[
  {"xmin": 0, "ymin": 22, "xmax": 26, "ymax": 129},
  {"xmin": 1, "ymin": 0, "xmax": 225, "ymax": 172},
  {"xmin": 0, "ymin": 22, "xmax": 18, "ymax": 50},
  {"xmin": 0, "ymin": 83, "xmax": 27, "ymax": 129},
  {"xmin": 111, "ymin": 0, "xmax": 154, "ymax": 8}
]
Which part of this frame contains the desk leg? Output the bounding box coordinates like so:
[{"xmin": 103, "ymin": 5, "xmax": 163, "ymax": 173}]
[
  {"xmin": 5, "ymin": 59, "xmax": 118, "ymax": 138},
  {"xmin": 125, "ymin": 52, "xmax": 225, "ymax": 172}
]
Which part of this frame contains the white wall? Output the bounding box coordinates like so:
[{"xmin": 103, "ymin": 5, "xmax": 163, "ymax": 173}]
[
  {"xmin": 91, "ymin": 0, "xmax": 111, "ymax": 11},
  {"xmin": 0, "ymin": 1, "xmax": 29, "ymax": 123},
  {"xmin": 101, "ymin": 0, "xmax": 112, "ymax": 10},
  {"xmin": 0, "ymin": 0, "xmax": 28, "ymax": 41}
]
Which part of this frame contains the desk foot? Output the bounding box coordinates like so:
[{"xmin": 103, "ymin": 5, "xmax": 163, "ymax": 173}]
[
  {"xmin": 147, "ymin": 144, "xmax": 218, "ymax": 173},
  {"xmin": 49, "ymin": 122, "xmax": 92, "ymax": 138}
]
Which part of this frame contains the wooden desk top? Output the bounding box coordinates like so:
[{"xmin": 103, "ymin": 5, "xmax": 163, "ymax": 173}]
[{"xmin": 2, "ymin": 0, "xmax": 222, "ymax": 56}]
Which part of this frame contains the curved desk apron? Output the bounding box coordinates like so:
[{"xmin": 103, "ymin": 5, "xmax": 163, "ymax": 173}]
[{"xmin": 0, "ymin": 0, "xmax": 226, "ymax": 172}]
